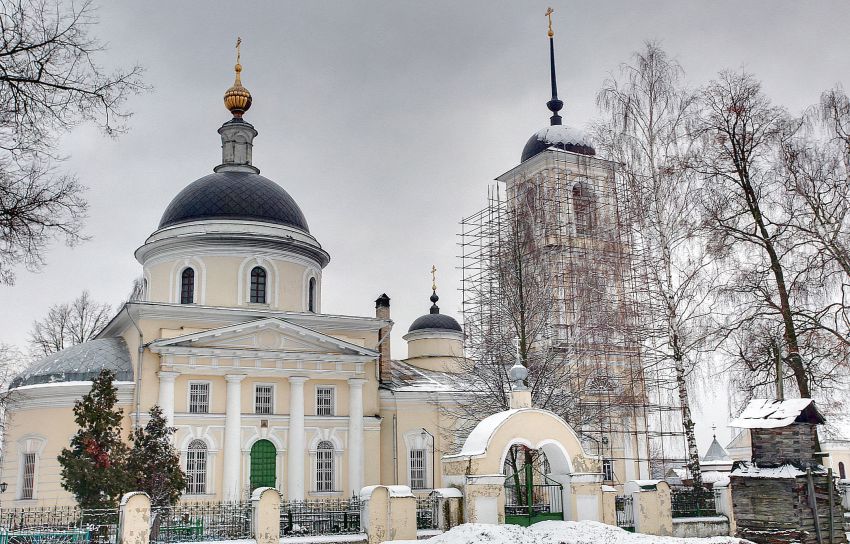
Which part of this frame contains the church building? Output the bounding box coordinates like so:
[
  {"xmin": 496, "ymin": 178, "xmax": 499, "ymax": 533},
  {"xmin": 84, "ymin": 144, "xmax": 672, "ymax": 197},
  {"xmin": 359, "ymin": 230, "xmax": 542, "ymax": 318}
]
[{"xmin": 1, "ymin": 20, "xmax": 655, "ymax": 505}]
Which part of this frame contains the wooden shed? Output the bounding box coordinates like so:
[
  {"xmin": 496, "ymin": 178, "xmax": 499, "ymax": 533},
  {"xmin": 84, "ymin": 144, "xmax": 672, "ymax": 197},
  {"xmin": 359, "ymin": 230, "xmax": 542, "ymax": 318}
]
[{"xmin": 728, "ymin": 399, "xmax": 845, "ymax": 544}]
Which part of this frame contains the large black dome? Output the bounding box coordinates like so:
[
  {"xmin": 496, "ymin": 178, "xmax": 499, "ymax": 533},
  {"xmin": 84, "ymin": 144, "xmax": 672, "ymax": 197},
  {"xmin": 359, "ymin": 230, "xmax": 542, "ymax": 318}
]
[
  {"xmin": 159, "ymin": 171, "xmax": 309, "ymax": 232},
  {"xmin": 521, "ymin": 125, "xmax": 596, "ymax": 162},
  {"xmin": 408, "ymin": 313, "xmax": 462, "ymax": 333}
]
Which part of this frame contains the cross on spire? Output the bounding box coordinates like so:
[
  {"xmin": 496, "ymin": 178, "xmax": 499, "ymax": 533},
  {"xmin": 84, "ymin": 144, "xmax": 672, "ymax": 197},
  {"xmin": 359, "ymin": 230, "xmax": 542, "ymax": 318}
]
[{"xmin": 544, "ymin": 7, "xmax": 563, "ymax": 125}]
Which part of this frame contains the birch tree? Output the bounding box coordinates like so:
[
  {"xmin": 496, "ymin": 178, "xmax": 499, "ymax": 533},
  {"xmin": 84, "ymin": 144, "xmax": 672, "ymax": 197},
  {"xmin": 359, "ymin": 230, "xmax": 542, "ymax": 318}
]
[
  {"xmin": 29, "ymin": 289, "xmax": 112, "ymax": 357},
  {"xmin": 595, "ymin": 42, "xmax": 712, "ymax": 490}
]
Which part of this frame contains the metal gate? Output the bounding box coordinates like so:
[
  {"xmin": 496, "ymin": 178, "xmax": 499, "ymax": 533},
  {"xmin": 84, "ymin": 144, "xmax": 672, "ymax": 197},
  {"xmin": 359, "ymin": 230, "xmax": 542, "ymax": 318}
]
[
  {"xmin": 503, "ymin": 454, "xmax": 563, "ymax": 527},
  {"xmin": 615, "ymin": 495, "xmax": 635, "ymax": 532}
]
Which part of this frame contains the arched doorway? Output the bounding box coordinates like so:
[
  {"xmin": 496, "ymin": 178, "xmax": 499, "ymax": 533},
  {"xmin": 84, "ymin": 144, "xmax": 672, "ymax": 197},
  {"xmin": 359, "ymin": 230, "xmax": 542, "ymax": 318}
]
[
  {"xmin": 502, "ymin": 444, "xmax": 564, "ymax": 526},
  {"xmin": 250, "ymin": 439, "xmax": 276, "ymax": 490}
]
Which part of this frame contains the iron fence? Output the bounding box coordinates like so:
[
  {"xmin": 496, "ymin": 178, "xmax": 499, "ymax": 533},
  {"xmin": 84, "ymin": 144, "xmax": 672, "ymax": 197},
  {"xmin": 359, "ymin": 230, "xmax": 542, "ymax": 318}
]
[
  {"xmin": 670, "ymin": 488, "xmax": 718, "ymax": 518},
  {"xmin": 279, "ymin": 497, "xmax": 360, "ymax": 537},
  {"xmin": 0, "ymin": 506, "xmax": 118, "ymax": 544},
  {"xmin": 504, "ymin": 483, "xmax": 563, "ymax": 517},
  {"xmin": 415, "ymin": 495, "xmax": 437, "ymax": 530},
  {"xmin": 150, "ymin": 502, "xmax": 252, "ymax": 543},
  {"xmin": 615, "ymin": 495, "xmax": 634, "ymax": 531}
]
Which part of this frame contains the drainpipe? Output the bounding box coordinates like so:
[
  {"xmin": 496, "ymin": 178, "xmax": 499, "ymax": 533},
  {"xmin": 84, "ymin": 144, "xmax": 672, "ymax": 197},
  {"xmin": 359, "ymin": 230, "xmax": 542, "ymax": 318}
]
[{"xmin": 123, "ymin": 304, "xmax": 144, "ymax": 429}]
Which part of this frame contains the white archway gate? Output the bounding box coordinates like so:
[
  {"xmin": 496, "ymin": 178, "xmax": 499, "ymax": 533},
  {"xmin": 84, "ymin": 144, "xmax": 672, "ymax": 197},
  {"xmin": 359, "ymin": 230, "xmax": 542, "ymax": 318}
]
[{"xmin": 441, "ymin": 388, "xmax": 605, "ymax": 525}]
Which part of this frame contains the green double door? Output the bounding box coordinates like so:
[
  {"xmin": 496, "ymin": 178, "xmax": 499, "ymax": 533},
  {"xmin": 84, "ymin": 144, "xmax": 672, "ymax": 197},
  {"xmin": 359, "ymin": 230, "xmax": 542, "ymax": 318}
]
[{"xmin": 250, "ymin": 440, "xmax": 277, "ymax": 490}]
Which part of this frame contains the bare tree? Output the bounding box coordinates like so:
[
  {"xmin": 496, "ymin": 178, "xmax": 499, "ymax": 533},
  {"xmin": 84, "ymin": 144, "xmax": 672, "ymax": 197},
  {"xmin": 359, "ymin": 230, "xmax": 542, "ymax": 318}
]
[
  {"xmin": 29, "ymin": 290, "xmax": 112, "ymax": 357},
  {"xmin": 693, "ymin": 70, "xmax": 822, "ymax": 399},
  {"xmin": 0, "ymin": 0, "xmax": 146, "ymax": 284},
  {"xmin": 595, "ymin": 42, "xmax": 714, "ymax": 491}
]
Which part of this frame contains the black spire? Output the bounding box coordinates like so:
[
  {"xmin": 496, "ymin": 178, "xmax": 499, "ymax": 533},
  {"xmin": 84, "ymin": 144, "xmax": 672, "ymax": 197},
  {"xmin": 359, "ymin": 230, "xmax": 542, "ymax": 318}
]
[{"xmin": 545, "ymin": 7, "xmax": 563, "ymax": 126}]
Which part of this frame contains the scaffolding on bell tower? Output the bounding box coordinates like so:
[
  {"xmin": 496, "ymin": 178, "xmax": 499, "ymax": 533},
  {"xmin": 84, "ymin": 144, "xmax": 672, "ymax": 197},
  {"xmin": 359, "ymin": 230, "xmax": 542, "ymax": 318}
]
[{"xmin": 458, "ymin": 147, "xmax": 687, "ymax": 483}]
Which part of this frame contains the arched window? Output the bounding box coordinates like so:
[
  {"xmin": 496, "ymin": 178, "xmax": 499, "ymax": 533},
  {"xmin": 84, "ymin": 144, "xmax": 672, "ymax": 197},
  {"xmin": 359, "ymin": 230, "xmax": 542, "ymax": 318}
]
[
  {"xmin": 180, "ymin": 268, "xmax": 194, "ymax": 304},
  {"xmin": 186, "ymin": 440, "xmax": 208, "ymax": 494},
  {"xmin": 572, "ymin": 184, "xmax": 596, "ymax": 235},
  {"xmin": 308, "ymin": 277, "xmax": 316, "ymax": 312},
  {"xmin": 250, "ymin": 267, "xmax": 267, "ymax": 303},
  {"xmin": 840, "ymin": 461, "xmax": 846, "ymax": 479},
  {"xmin": 316, "ymin": 441, "xmax": 335, "ymax": 492}
]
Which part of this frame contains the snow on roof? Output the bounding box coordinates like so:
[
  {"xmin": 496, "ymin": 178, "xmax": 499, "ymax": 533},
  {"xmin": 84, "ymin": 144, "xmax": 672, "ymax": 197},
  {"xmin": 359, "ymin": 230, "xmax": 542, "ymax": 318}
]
[
  {"xmin": 383, "ymin": 359, "xmax": 463, "ymax": 393},
  {"xmin": 728, "ymin": 398, "xmax": 824, "ymax": 429},
  {"xmin": 730, "ymin": 462, "xmax": 810, "ymax": 479},
  {"xmin": 457, "ymin": 409, "xmax": 520, "ymax": 456}
]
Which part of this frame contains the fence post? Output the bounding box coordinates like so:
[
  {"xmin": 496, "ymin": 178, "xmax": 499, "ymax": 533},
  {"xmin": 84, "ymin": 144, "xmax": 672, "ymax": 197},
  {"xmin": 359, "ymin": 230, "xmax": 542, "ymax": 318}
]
[
  {"xmin": 431, "ymin": 488, "xmax": 463, "ymax": 530},
  {"xmin": 624, "ymin": 480, "xmax": 673, "ymax": 537},
  {"xmin": 117, "ymin": 492, "xmax": 150, "ymax": 544},
  {"xmin": 713, "ymin": 482, "xmax": 736, "ymax": 536},
  {"xmin": 251, "ymin": 487, "xmax": 281, "ymax": 544},
  {"xmin": 386, "ymin": 486, "xmax": 416, "ymax": 541},
  {"xmin": 361, "ymin": 486, "xmax": 390, "ymax": 544},
  {"xmin": 601, "ymin": 485, "xmax": 618, "ymax": 526}
]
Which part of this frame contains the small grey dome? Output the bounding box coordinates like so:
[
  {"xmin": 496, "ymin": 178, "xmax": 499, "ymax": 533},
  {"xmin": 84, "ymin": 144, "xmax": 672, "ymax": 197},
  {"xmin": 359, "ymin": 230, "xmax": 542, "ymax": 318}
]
[
  {"xmin": 11, "ymin": 337, "xmax": 133, "ymax": 388},
  {"xmin": 408, "ymin": 313, "xmax": 462, "ymax": 333},
  {"xmin": 159, "ymin": 171, "xmax": 309, "ymax": 232},
  {"xmin": 521, "ymin": 125, "xmax": 596, "ymax": 162}
]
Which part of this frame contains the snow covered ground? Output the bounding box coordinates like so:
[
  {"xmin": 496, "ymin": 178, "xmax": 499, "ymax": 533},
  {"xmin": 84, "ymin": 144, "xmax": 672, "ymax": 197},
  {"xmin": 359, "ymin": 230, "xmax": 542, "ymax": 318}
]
[{"xmin": 390, "ymin": 521, "xmax": 751, "ymax": 544}]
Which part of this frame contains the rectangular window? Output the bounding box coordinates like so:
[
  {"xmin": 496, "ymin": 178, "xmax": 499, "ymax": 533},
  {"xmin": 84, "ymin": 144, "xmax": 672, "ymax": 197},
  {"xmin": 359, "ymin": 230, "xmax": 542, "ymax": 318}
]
[
  {"xmin": 410, "ymin": 449, "xmax": 427, "ymax": 489},
  {"xmin": 21, "ymin": 453, "xmax": 36, "ymax": 500},
  {"xmin": 316, "ymin": 387, "xmax": 334, "ymax": 416},
  {"xmin": 316, "ymin": 449, "xmax": 334, "ymax": 492},
  {"xmin": 602, "ymin": 458, "xmax": 614, "ymax": 481},
  {"xmin": 189, "ymin": 382, "xmax": 210, "ymax": 414},
  {"xmin": 255, "ymin": 385, "xmax": 273, "ymax": 415}
]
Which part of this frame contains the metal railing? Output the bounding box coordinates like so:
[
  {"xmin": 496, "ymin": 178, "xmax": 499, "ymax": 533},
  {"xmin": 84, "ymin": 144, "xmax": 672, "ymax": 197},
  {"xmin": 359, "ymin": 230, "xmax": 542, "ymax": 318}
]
[
  {"xmin": 504, "ymin": 482, "xmax": 563, "ymax": 516},
  {"xmin": 415, "ymin": 496, "xmax": 437, "ymax": 530},
  {"xmin": 670, "ymin": 488, "xmax": 718, "ymax": 518},
  {"xmin": 150, "ymin": 502, "xmax": 252, "ymax": 543},
  {"xmin": 615, "ymin": 495, "xmax": 634, "ymax": 530},
  {"xmin": 0, "ymin": 506, "xmax": 118, "ymax": 544},
  {"xmin": 279, "ymin": 497, "xmax": 361, "ymax": 537}
]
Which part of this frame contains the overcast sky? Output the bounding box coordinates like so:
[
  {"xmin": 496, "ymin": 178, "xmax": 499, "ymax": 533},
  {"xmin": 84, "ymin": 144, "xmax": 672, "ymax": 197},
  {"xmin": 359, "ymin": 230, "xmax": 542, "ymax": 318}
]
[{"xmin": 2, "ymin": 1, "xmax": 849, "ymax": 451}]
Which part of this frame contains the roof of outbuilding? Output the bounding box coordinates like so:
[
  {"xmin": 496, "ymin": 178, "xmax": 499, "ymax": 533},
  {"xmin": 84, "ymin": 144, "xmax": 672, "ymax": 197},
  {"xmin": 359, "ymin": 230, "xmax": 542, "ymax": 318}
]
[
  {"xmin": 158, "ymin": 171, "xmax": 309, "ymax": 232},
  {"xmin": 703, "ymin": 436, "xmax": 732, "ymax": 463},
  {"xmin": 11, "ymin": 337, "xmax": 133, "ymax": 388},
  {"xmin": 729, "ymin": 398, "xmax": 825, "ymax": 429}
]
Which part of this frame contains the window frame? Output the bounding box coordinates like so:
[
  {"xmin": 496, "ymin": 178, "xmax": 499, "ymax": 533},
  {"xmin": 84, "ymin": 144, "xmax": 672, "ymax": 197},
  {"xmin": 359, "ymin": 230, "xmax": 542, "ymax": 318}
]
[
  {"xmin": 180, "ymin": 267, "xmax": 195, "ymax": 304},
  {"xmin": 188, "ymin": 381, "xmax": 212, "ymax": 414},
  {"xmin": 20, "ymin": 452, "xmax": 37, "ymax": 500},
  {"xmin": 315, "ymin": 441, "xmax": 335, "ymax": 493},
  {"xmin": 409, "ymin": 448, "xmax": 427, "ymax": 490},
  {"xmin": 254, "ymin": 383, "xmax": 274, "ymax": 415},
  {"xmin": 185, "ymin": 439, "xmax": 208, "ymax": 495},
  {"xmin": 602, "ymin": 458, "xmax": 614, "ymax": 482},
  {"xmin": 308, "ymin": 277, "xmax": 316, "ymax": 312},
  {"xmin": 250, "ymin": 266, "xmax": 267, "ymax": 304},
  {"xmin": 315, "ymin": 386, "xmax": 335, "ymax": 417}
]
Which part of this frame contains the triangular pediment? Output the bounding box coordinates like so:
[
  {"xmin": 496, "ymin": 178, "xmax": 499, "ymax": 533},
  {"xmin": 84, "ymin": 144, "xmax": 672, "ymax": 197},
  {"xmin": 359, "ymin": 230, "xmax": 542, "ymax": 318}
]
[{"xmin": 150, "ymin": 317, "xmax": 376, "ymax": 357}]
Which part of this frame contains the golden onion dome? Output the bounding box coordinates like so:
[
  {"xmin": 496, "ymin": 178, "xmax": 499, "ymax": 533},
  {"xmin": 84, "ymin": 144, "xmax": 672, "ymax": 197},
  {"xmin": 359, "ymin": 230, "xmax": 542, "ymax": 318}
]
[{"xmin": 224, "ymin": 38, "xmax": 252, "ymax": 117}]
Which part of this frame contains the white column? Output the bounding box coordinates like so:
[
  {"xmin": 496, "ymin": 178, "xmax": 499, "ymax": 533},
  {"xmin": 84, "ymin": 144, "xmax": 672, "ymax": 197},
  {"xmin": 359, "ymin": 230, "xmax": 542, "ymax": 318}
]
[
  {"xmin": 157, "ymin": 371, "xmax": 179, "ymax": 428},
  {"xmin": 223, "ymin": 374, "xmax": 246, "ymax": 501},
  {"xmin": 287, "ymin": 377, "xmax": 308, "ymax": 500},
  {"xmin": 347, "ymin": 378, "xmax": 366, "ymax": 494}
]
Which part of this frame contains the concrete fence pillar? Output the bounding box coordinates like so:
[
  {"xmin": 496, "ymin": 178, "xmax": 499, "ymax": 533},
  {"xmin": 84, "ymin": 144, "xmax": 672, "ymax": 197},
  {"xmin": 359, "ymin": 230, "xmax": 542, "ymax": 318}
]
[
  {"xmin": 117, "ymin": 492, "xmax": 151, "ymax": 544},
  {"xmin": 361, "ymin": 486, "xmax": 390, "ymax": 544},
  {"xmin": 713, "ymin": 483, "xmax": 736, "ymax": 536},
  {"xmin": 251, "ymin": 487, "xmax": 281, "ymax": 544},
  {"xmin": 601, "ymin": 485, "xmax": 618, "ymax": 526},
  {"xmin": 462, "ymin": 475, "xmax": 504, "ymax": 524},
  {"xmin": 360, "ymin": 485, "xmax": 417, "ymax": 543},
  {"xmin": 431, "ymin": 488, "xmax": 463, "ymax": 530},
  {"xmin": 624, "ymin": 480, "xmax": 673, "ymax": 537}
]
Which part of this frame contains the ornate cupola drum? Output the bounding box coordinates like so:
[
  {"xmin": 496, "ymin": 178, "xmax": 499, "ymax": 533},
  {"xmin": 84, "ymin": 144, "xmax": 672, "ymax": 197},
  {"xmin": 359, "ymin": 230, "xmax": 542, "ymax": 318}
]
[{"xmin": 216, "ymin": 37, "xmax": 260, "ymax": 174}]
